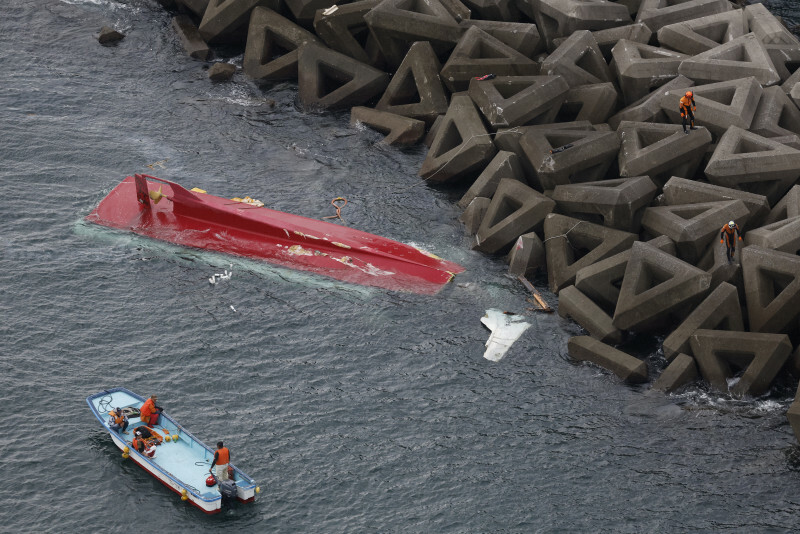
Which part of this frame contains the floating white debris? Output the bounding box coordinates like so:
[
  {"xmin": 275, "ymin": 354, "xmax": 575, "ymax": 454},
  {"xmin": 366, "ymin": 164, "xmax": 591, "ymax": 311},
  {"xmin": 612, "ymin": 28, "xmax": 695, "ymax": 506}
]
[
  {"xmin": 208, "ymin": 264, "xmax": 233, "ymax": 284},
  {"xmin": 480, "ymin": 308, "xmax": 531, "ymax": 361}
]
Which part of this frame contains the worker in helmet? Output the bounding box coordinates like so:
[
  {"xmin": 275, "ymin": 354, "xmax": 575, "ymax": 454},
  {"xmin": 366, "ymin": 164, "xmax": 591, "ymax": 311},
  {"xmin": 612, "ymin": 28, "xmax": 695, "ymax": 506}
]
[
  {"xmin": 680, "ymin": 91, "xmax": 697, "ymax": 134},
  {"xmin": 720, "ymin": 220, "xmax": 743, "ymax": 263}
]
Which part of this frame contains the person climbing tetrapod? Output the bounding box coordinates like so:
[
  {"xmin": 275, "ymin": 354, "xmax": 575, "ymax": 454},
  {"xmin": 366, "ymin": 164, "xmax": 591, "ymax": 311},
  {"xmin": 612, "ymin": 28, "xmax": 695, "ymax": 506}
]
[
  {"xmin": 680, "ymin": 91, "xmax": 697, "ymax": 134},
  {"xmin": 720, "ymin": 220, "xmax": 743, "ymax": 263}
]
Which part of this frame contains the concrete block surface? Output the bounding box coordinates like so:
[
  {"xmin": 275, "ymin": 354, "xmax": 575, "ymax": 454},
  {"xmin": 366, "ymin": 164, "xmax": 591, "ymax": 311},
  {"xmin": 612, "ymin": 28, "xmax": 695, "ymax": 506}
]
[
  {"xmin": 742, "ymin": 245, "xmax": 800, "ymax": 335},
  {"xmin": 662, "ymin": 282, "xmax": 744, "ymax": 361},
  {"xmin": 705, "ymin": 126, "xmax": 800, "ymax": 206},
  {"xmin": 419, "ymin": 94, "xmax": 498, "ymax": 183},
  {"xmin": 612, "ymin": 241, "xmax": 711, "ymax": 331},
  {"xmin": 568, "ymin": 336, "xmax": 648, "ymax": 383},
  {"xmin": 474, "ymin": 179, "xmax": 556, "ymax": 254},
  {"xmin": 441, "ymin": 26, "xmax": 540, "ymax": 93},
  {"xmin": 374, "ymin": 41, "xmax": 449, "ymax": 126},
  {"xmin": 690, "ymin": 329, "xmax": 792, "ymax": 396},
  {"xmin": 544, "ymin": 213, "xmax": 637, "ymax": 293},
  {"xmin": 551, "ymin": 176, "xmax": 657, "ymax": 232}
]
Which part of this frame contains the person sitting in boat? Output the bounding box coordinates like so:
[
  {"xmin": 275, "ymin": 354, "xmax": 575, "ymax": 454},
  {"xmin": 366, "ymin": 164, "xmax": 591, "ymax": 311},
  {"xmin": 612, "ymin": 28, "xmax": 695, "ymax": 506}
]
[
  {"xmin": 132, "ymin": 429, "xmax": 158, "ymax": 458},
  {"xmin": 108, "ymin": 407, "xmax": 128, "ymax": 434},
  {"xmin": 139, "ymin": 394, "xmax": 163, "ymax": 427},
  {"xmin": 209, "ymin": 441, "xmax": 231, "ymax": 481}
]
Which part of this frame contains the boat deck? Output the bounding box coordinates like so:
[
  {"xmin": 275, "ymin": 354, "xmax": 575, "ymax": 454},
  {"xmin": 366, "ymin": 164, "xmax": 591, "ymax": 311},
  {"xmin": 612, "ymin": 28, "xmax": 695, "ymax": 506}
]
[{"xmin": 88, "ymin": 389, "xmax": 249, "ymax": 501}]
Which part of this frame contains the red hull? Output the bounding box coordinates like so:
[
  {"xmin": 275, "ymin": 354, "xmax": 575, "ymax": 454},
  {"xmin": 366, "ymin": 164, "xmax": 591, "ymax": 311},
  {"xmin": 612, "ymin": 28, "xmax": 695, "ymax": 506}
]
[{"xmin": 86, "ymin": 175, "xmax": 464, "ymax": 294}]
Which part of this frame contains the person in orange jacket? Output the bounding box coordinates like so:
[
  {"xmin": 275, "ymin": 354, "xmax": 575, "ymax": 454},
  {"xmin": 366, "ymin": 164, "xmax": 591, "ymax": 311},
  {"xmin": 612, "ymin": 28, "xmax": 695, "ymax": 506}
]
[
  {"xmin": 140, "ymin": 394, "xmax": 163, "ymax": 427},
  {"xmin": 720, "ymin": 220, "xmax": 743, "ymax": 263},
  {"xmin": 108, "ymin": 407, "xmax": 129, "ymax": 434},
  {"xmin": 680, "ymin": 91, "xmax": 697, "ymax": 134},
  {"xmin": 209, "ymin": 441, "xmax": 231, "ymax": 481}
]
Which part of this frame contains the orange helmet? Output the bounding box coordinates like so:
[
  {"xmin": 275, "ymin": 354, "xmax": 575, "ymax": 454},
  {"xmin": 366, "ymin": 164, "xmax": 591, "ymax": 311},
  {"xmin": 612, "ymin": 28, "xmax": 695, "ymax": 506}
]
[{"xmin": 685, "ymin": 91, "xmax": 693, "ymax": 97}]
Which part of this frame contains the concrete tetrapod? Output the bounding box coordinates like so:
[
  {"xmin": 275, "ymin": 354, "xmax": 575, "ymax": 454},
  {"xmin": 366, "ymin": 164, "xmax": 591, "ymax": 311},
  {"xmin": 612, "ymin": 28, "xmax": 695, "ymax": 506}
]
[
  {"xmin": 568, "ymin": 336, "xmax": 648, "ymax": 383},
  {"xmin": 696, "ymin": 236, "xmax": 744, "ymax": 299},
  {"xmin": 313, "ymin": 0, "xmax": 383, "ymax": 66},
  {"xmin": 468, "ymin": 75, "xmax": 569, "ymax": 129},
  {"xmin": 532, "ymin": 0, "xmax": 631, "ymax": 52},
  {"xmin": 656, "ymin": 10, "xmax": 747, "ymax": 56},
  {"xmin": 518, "ymin": 127, "xmax": 621, "ymax": 191},
  {"xmin": 350, "ymin": 107, "xmax": 425, "ymax": 146},
  {"xmin": 558, "ymin": 285, "xmax": 623, "ymax": 344},
  {"xmin": 746, "ymin": 3, "xmax": 800, "ymax": 46},
  {"xmin": 689, "ymin": 329, "xmax": 792, "ymax": 397},
  {"xmin": 659, "ymin": 77, "xmax": 762, "ymax": 140},
  {"xmin": 550, "ymin": 176, "xmax": 657, "ymax": 233},
  {"xmin": 765, "ymin": 44, "xmax": 800, "ymax": 84},
  {"xmin": 616, "ymin": 121, "xmax": 711, "ymax": 187},
  {"xmin": 635, "ymin": 0, "xmax": 731, "ymax": 34},
  {"xmin": 704, "ymin": 126, "xmax": 800, "ymax": 206},
  {"xmin": 540, "ymin": 30, "xmax": 615, "ymax": 88},
  {"xmin": 661, "ymin": 282, "xmax": 744, "ymax": 362},
  {"xmin": 172, "ymin": 15, "xmax": 210, "ymax": 60},
  {"xmin": 551, "ymin": 23, "xmax": 653, "ymax": 61},
  {"xmin": 473, "ymin": 178, "xmax": 556, "ymax": 254},
  {"xmin": 763, "ymin": 185, "xmax": 800, "ymax": 225},
  {"xmin": 458, "ymin": 151, "xmax": 526, "ymax": 210},
  {"xmin": 460, "ymin": 197, "xmax": 491, "ymax": 235},
  {"xmin": 458, "ymin": 20, "xmax": 542, "ymax": 58},
  {"xmin": 651, "ymin": 353, "xmax": 699, "ymax": 393},
  {"xmin": 608, "ymin": 75, "xmax": 694, "ymax": 130},
  {"xmin": 661, "ymin": 177, "xmax": 770, "ymax": 230},
  {"xmin": 440, "ymin": 26, "xmax": 540, "ymax": 93},
  {"xmin": 678, "ymin": 33, "xmax": 781, "ymax": 86},
  {"xmin": 640, "ymin": 199, "xmax": 750, "ymax": 264},
  {"xmin": 296, "ymin": 43, "xmax": 390, "ymax": 111},
  {"xmin": 749, "ymin": 85, "xmax": 800, "ymax": 145},
  {"xmin": 741, "ymin": 245, "xmax": 800, "ymax": 336},
  {"xmin": 559, "ymin": 83, "xmax": 620, "ymax": 125},
  {"xmin": 744, "ymin": 216, "xmax": 800, "ymax": 256},
  {"xmin": 374, "ymin": 41, "xmax": 449, "ymax": 127},
  {"xmin": 199, "ymin": 0, "xmax": 277, "ymax": 44},
  {"xmin": 575, "ymin": 235, "xmax": 676, "ymax": 314},
  {"xmin": 610, "ymin": 40, "xmax": 688, "ymax": 105},
  {"xmin": 243, "ymin": 7, "xmax": 321, "ymax": 82},
  {"xmin": 493, "ymin": 121, "xmax": 596, "ymax": 184},
  {"xmin": 419, "ymin": 94, "xmax": 498, "ymax": 184},
  {"xmin": 363, "ymin": 0, "xmax": 462, "ymax": 69},
  {"xmin": 543, "ymin": 213, "xmax": 637, "ymax": 293},
  {"xmin": 612, "ymin": 241, "xmax": 711, "ymax": 332},
  {"xmin": 506, "ymin": 232, "xmax": 546, "ymax": 278}
]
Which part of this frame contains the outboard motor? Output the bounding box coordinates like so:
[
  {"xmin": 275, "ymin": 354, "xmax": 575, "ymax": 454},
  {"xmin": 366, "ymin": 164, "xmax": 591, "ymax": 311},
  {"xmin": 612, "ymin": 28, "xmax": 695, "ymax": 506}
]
[{"xmin": 218, "ymin": 478, "xmax": 238, "ymax": 500}]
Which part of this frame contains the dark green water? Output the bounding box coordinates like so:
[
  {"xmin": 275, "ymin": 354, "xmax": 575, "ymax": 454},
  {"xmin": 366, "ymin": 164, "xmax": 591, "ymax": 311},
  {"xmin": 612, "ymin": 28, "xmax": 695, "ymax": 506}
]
[{"xmin": 3, "ymin": 0, "xmax": 800, "ymax": 531}]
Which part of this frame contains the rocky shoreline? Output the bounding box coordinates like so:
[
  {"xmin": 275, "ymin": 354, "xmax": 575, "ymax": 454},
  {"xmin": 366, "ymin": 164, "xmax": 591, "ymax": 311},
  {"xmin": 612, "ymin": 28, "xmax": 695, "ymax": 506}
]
[{"xmin": 110, "ymin": 0, "xmax": 800, "ymax": 441}]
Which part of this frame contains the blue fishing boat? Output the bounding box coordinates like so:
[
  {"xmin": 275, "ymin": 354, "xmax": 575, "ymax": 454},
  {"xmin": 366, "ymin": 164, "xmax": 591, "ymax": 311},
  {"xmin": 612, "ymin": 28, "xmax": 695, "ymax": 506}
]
[{"xmin": 87, "ymin": 387, "xmax": 259, "ymax": 513}]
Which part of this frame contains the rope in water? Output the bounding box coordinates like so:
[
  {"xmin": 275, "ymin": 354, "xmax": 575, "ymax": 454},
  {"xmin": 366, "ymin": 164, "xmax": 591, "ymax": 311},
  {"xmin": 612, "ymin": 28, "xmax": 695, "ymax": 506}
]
[{"xmin": 322, "ymin": 197, "xmax": 347, "ymax": 222}]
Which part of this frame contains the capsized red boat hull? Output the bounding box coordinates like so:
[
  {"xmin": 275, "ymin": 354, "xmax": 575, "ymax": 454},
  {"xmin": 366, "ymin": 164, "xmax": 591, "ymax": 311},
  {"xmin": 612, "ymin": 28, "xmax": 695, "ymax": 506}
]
[{"xmin": 86, "ymin": 175, "xmax": 464, "ymax": 294}]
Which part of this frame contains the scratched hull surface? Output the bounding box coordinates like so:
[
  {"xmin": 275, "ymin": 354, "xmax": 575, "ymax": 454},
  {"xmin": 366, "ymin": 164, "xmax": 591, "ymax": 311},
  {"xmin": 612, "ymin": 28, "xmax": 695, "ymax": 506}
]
[{"xmin": 87, "ymin": 176, "xmax": 464, "ymax": 294}]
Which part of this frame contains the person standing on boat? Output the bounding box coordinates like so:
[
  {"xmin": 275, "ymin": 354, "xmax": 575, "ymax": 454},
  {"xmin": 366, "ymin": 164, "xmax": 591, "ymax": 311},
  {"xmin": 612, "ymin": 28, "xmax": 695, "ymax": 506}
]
[
  {"xmin": 209, "ymin": 442, "xmax": 230, "ymax": 481},
  {"xmin": 140, "ymin": 394, "xmax": 163, "ymax": 427},
  {"xmin": 108, "ymin": 407, "xmax": 129, "ymax": 434}
]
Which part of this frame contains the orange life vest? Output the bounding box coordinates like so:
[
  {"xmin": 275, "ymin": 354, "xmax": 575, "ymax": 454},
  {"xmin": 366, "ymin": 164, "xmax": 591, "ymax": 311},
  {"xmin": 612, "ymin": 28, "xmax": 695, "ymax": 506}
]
[
  {"xmin": 216, "ymin": 447, "xmax": 230, "ymax": 465},
  {"xmin": 679, "ymin": 95, "xmax": 695, "ymax": 116},
  {"xmin": 110, "ymin": 412, "xmax": 125, "ymax": 425},
  {"xmin": 721, "ymin": 224, "xmax": 741, "ymax": 246},
  {"xmin": 140, "ymin": 398, "xmax": 155, "ymax": 422}
]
